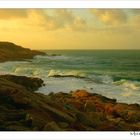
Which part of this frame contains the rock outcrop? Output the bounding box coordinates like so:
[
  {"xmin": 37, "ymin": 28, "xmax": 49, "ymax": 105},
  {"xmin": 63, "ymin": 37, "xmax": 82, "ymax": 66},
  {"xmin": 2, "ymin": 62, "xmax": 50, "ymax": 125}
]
[
  {"xmin": 0, "ymin": 75, "xmax": 140, "ymax": 131},
  {"xmin": 0, "ymin": 75, "xmax": 44, "ymax": 91},
  {"xmin": 0, "ymin": 42, "xmax": 45, "ymax": 62}
]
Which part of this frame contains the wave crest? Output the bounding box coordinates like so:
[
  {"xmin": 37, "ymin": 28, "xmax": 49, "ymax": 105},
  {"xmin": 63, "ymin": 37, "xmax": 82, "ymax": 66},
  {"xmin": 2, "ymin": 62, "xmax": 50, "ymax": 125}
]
[
  {"xmin": 48, "ymin": 69, "xmax": 86, "ymax": 78},
  {"xmin": 113, "ymin": 79, "xmax": 140, "ymax": 90}
]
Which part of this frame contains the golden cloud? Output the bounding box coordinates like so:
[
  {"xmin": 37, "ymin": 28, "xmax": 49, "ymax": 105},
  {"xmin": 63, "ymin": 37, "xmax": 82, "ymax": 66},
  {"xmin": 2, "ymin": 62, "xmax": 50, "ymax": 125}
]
[
  {"xmin": 43, "ymin": 9, "xmax": 87, "ymax": 31},
  {"xmin": 0, "ymin": 9, "xmax": 140, "ymax": 50},
  {"xmin": 0, "ymin": 9, "xmax": 87, "ymax": 31},
  {"xmin": 90, "ymin": 9, "xmax": 127, "ymax": 26},
  {"xmin": 0, "ymin": 9, "xmax": 28, "ymax": 19}
]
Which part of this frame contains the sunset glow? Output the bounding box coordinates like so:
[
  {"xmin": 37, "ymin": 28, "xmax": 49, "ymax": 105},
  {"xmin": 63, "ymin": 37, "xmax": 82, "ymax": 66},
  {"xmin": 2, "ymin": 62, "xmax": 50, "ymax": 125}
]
[{"xmin": 0, "ymin": 9, "xmax": 140, "ymax": 50}]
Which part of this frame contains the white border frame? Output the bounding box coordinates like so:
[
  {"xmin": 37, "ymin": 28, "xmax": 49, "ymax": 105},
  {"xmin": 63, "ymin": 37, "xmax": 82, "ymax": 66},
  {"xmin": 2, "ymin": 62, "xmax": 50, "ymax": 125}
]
[
  {"xmin": 0, "ymin": 132, "xmax": 140, "ymax": 140},
  {"xmin": 0, "ymin": 2, "xmax": 140, "ymax": 140},
  {"xmin": 0, "ymin": 1, "xmax": 140, "ymax": 8}
]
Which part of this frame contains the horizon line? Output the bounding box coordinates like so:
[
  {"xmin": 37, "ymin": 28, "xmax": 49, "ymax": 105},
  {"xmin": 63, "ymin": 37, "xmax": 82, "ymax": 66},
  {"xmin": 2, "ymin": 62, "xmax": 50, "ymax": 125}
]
[{"xmin": 36, "ymin": 49, "xmax": 140, "ymax": 51}]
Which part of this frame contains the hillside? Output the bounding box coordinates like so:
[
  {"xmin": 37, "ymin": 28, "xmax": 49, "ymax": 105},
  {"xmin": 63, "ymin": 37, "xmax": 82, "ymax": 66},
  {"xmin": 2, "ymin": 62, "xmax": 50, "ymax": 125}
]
[{"xmin": 0, "ymin": 42, "xmax": 45, "ymax": 62}]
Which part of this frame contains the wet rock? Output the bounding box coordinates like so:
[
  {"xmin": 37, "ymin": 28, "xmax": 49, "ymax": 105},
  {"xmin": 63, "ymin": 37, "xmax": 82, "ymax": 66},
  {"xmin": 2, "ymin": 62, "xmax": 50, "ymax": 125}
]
[{"xmin": 0, "ymin": 75, "xmax": 44, "ymax": 91}]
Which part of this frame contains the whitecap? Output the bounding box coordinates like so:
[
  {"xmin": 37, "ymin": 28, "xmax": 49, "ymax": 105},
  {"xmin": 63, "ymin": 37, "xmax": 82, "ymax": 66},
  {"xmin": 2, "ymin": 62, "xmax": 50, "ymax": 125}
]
[
  {"xmin": 113, "ymin": 79, "xmax": 140, "ymax": 90},
  {"xmin": 48, "ymin": 69, "xmax": 86, "ymax": 78}
]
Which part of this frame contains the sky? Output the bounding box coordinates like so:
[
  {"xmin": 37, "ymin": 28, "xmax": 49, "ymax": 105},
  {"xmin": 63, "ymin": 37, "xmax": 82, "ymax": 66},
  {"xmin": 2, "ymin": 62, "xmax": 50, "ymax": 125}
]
[{"xmin": 0, "ymin": 9, "xmax": 140, "ymax": 50}]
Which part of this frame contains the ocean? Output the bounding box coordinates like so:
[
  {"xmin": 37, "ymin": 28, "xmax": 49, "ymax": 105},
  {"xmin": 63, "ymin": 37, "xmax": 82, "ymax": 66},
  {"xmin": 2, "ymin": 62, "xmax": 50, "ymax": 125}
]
[{"xmin": 0, "ymin": 50, "xmax": 140, "ymax": 104}]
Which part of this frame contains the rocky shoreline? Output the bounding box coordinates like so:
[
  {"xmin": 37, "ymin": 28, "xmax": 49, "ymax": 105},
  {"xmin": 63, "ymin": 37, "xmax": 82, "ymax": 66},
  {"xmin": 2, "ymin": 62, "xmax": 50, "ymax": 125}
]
[
  {"xmin": 0, "ymin": 42, "xmax": 140, "ymax": 131},
  {"xmin": 0, "ymin": 74, "xmax": 140, "ymax": 131}
]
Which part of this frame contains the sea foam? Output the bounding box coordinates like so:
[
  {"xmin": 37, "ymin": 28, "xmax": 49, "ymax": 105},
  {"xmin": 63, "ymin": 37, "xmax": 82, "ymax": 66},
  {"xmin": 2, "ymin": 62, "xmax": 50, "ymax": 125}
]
[{"xmin": 48, "ymin": 69, "xmax": 86, "ymax": 78}]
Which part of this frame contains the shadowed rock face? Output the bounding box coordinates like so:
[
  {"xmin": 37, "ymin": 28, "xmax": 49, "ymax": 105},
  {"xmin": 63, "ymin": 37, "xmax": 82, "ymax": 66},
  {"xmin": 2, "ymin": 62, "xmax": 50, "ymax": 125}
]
[
  {"xmin": 0, "ymin": 75, "xmax": 44, "ymax": 92},
  {"xmin": 0, "ymin": 42, "xmax": 45, "ymax": 62},
  {"xmin": 0, "ymin": 75, "xmax": 140, "ymax": 131}
]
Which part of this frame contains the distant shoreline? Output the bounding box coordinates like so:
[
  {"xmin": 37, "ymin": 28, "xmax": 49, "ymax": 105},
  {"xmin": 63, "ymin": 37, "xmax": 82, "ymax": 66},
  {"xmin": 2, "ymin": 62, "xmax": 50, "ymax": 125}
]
[
  {"xmin": 38, "ymin": 49, "xmax": 140, "ymax": 51},
  {"xmin": 0, "ymin": 42, "xmax": 45, "ymax": 63}
]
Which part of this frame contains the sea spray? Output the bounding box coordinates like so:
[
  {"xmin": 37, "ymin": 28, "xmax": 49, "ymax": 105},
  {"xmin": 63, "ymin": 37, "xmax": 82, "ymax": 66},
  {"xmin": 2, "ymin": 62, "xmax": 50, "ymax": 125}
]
[{"xmin": 48, "ymin": 69, "xmax": 86, "ymax": 78}]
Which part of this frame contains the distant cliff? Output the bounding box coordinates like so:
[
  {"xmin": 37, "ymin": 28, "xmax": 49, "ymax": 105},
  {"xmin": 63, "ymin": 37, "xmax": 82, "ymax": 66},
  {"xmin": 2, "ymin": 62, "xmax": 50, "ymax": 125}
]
[{"xmin": 0, "ymin": 42, "xmax": 45, "ymax": 62}]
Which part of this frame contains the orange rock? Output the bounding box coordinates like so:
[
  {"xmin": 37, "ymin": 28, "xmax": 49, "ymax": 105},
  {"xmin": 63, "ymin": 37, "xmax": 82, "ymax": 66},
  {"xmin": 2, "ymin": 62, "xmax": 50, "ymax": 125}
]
[
  {"xmin": 72, "ymin": 90, "xmax": 90, "ymax": 98},
  {"xmin": 105, "ymin": 103, "xmax": 115, "ymax": 115},
  {"xmin": 94, "ymin": 102, "xmax": 105, "ymax": 112}
]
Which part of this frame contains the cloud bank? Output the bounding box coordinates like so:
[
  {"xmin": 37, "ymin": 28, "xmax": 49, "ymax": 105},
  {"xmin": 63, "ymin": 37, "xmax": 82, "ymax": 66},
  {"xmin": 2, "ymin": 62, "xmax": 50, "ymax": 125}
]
[{"xmin": 0, "ymin": 9, "xmax": 140, "ymax": 50}]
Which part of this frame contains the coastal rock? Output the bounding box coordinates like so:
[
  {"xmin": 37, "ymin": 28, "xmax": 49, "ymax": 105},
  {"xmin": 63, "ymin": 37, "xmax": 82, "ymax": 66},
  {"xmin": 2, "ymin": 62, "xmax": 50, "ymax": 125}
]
[
  {"xmin": 41, "ymin": 103, "xmax": 76, "ymax": 123},
  {"xmin": 0, "ymin": 75, "xmax": 140, "ymax": 130},
  {"xmin": 0, "ymin": 42, "xmax": 45, "ymax": 62},
  {"xmin": 72, "ymin": 90, "xmax": 90, "ymax": 98},
  {"xmin": 0, "ymin": 75, "xmax": 44, "ymax": 91},
  {"xmin": 113, "ymin": 104, "xmax": 140, "ymax": 123},
  {"xmin": 75, "ymin": 112, "xmax": 97, "ymax": 128}
]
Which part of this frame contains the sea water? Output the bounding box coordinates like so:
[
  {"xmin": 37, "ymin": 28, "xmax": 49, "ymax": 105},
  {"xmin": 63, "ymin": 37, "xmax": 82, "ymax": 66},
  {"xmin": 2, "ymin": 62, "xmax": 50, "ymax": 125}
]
[{"xmin": 0, "ymin": 50, "xmax": 140, "ymax": 104}]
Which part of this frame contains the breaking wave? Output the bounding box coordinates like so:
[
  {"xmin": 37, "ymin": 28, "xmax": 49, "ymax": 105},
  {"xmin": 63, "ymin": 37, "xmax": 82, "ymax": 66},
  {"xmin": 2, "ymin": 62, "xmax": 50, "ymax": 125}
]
[
  {"xmin": 47, "ymin": 69, "xmax": 116, "ymax": 85},
  {"xmin": 113, "ymin": 79, "xmax": 140, "ymax": 90},
  {"xmin": 48, "ymin": 69, "xmax": 86, "ymax": 78}
]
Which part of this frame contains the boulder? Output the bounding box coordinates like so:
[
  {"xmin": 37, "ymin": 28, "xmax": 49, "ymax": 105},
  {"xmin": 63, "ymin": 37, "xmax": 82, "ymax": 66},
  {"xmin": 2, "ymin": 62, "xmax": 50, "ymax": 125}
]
[
  {"xmin": 0, "ymin": 75, "xmax": 44, "ymax": 91},
  {"xmin": 72, "ymin": 90, "xmax": 90, "ymax": 98}
]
